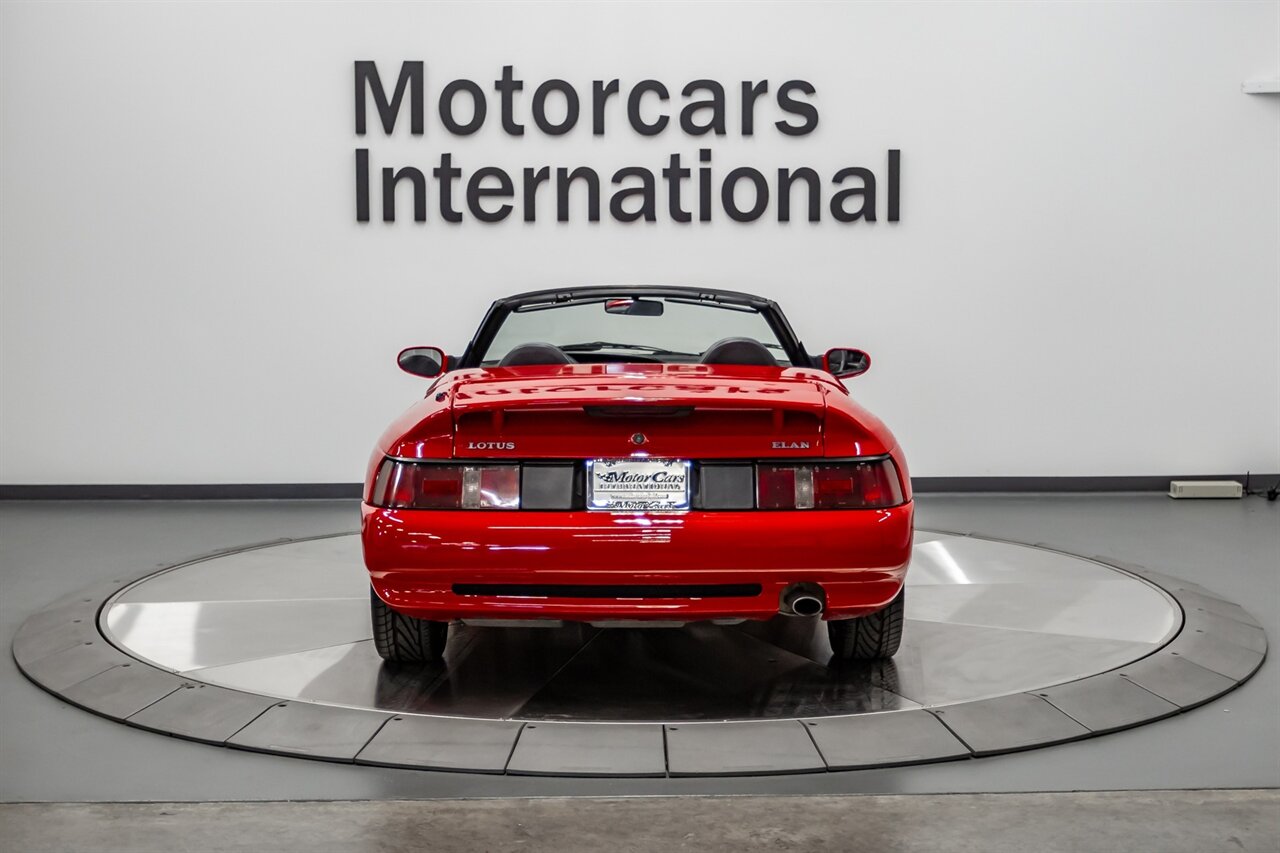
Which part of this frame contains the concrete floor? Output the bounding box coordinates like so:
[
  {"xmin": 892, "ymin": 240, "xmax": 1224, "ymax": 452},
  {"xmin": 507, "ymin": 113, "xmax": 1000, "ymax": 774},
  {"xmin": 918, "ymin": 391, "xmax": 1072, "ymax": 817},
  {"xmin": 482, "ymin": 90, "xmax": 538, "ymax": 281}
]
[
  {"xmin": 1, "ymin": 495, "xmax": 1277, "ymax": 804},
  {"xmin": 2, "ymin": 790, "xmax": 1277, "ymax": 853}
]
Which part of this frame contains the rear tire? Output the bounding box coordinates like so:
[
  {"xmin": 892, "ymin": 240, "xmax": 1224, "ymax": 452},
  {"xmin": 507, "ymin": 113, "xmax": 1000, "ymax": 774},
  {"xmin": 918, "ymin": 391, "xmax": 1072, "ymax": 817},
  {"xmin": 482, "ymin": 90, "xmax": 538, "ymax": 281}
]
[
  {"xmin": 370, "ymin": 587, "xmax": 448, "ymax": 662},
  {"xmin": 827, "ymin": 587, "xmax": 905, "ymax": 661}
]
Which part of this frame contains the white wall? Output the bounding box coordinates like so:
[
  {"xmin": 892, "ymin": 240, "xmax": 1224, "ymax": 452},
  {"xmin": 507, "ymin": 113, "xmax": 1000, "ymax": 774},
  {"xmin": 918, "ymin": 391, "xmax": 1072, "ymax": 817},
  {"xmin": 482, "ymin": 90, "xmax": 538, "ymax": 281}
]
[{"xmin": 2, "ymin": 0, "xmax": 1277, "ymax": 484}]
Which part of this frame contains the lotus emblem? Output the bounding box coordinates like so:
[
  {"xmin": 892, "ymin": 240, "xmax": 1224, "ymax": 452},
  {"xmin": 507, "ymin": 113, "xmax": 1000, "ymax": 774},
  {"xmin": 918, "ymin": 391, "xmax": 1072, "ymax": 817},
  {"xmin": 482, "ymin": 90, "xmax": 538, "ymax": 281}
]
[{"xmin": 631, "ymin": 432, "xmax": 647, "ymax": 446}]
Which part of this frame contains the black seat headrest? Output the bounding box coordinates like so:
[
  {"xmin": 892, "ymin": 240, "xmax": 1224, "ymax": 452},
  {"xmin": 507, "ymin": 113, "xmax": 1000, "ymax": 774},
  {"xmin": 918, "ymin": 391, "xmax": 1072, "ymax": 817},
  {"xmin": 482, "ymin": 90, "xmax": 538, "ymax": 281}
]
[
  {"xmin": 498, "ymin": 342, "xmax": 575, "ymax": 367},
  {"xmin": 700, "ymin": 337, "xmax": 778, "ymax": 367}
]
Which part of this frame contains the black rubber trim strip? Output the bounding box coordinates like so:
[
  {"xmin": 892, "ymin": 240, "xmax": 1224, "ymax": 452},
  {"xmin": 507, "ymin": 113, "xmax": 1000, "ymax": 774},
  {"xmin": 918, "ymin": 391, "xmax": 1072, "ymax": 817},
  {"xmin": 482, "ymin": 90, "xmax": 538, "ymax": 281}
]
[{"xmin": 451, "ymin": 583, "xmax": 763, "ymax": 599}]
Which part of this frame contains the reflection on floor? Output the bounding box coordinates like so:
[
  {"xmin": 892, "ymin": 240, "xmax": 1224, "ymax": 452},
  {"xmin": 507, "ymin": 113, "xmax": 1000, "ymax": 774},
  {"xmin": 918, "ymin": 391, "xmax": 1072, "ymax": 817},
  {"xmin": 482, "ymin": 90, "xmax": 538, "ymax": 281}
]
[{"xmin": 101, "ymin": 532, "xmax": 1178, "ymax": 720}]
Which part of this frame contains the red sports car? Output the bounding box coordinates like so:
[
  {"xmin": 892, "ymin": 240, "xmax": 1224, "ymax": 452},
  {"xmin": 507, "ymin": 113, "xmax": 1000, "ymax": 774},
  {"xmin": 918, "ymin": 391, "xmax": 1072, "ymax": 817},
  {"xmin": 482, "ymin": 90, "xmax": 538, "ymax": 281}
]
[{"xmin": 362, "ymin": 286, "xmax": 912, "ymax": 663}]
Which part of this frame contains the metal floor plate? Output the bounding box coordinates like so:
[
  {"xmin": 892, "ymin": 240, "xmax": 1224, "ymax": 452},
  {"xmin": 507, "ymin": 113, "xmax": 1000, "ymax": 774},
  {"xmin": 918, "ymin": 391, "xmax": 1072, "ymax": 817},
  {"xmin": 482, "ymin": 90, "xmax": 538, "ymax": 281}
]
[
  {"xmin": 801, "ymin": 710, "xmax": 970, "ymax": 769},
  {"xmin": 61, "ymin": 663, "xmax": 186, "ymax": 720},
  {"xmin": 666, "ymin": 720, "xmax": 826, "ymax": 776},
  {"xmin": 930, "ymin": 693, "xmax": 1091, "ymax": 755},
  {"xmin": 126, "ymin": 683, "xmax": 280, "ymax": 744},
  {"xmin": 1034, "ymin": 673, "xmax": 1180, "ymax": 733},
  {"xmin": 11, "ymin": 530, "xmax": 1268, "ymax": 777},
  {"xmin": 225, "ymin": 701, "xmax": 391, "ymax": 762},
  {"xmin": 507, "ymin": 722, "xmax": 666, "ymax": 777},
  {"xmin": 356, "ymin": 715, "xmax": 523, "ymax": 773}
]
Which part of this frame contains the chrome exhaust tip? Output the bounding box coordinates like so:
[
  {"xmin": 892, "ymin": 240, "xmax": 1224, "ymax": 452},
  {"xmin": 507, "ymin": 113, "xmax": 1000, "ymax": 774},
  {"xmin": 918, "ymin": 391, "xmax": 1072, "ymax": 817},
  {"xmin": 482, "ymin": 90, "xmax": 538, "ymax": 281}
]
[
  {"xmin": 790, "ymin": 595, "xmax": 824, "ymax": 617},
  {"xmin": 781, "ymin": 585, "xmax": 826, "ymax": 617}
]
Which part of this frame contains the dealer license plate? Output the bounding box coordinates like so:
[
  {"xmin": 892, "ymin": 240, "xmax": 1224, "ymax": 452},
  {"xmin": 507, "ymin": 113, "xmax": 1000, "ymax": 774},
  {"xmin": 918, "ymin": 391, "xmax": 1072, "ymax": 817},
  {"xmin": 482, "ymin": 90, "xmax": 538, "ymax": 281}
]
[{"xmin": 587, "ymin": 458, "xmax": 691, "ymax": 511}]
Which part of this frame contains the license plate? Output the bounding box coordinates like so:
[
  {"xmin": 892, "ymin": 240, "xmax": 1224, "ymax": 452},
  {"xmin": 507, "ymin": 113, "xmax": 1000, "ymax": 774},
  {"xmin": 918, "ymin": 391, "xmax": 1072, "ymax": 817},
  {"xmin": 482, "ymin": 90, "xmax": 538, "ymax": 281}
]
[{"xmin": 587, "ymin": 458, "xmax": 691, "ymax": 511}]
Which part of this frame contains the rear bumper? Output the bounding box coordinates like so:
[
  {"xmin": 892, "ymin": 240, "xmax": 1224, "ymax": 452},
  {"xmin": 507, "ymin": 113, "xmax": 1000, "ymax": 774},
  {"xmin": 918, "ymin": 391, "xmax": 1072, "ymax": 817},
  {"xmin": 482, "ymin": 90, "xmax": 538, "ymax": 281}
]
[{"xmin": 362, "ymin": 502, "xmax": 912, "ymax": 622}]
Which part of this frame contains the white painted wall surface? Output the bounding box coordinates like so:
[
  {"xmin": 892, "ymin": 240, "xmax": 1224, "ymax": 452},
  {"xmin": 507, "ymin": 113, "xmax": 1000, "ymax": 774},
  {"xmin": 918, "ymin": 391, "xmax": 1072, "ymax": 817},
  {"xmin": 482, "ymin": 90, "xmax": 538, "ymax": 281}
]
[{"xmin": 2, "ymin": 0, "xmax": 1277, "ymax": 484}]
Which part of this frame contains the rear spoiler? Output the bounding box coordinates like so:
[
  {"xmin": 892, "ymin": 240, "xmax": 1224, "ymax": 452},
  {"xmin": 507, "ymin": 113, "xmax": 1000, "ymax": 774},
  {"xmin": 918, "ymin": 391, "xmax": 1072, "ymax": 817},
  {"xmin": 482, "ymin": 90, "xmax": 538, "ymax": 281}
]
[
  {"xmin": 456, "ymin": 399, "xmax": 824, "ymax": 435},
  {"xmin": 452, "ymin": 390, "xmax": 824, "ymax": 415}
]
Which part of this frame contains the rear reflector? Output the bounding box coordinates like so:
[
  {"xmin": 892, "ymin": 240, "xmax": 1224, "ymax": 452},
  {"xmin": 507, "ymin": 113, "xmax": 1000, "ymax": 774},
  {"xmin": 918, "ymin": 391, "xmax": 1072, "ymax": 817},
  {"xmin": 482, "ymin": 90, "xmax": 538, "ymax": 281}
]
[
  {"xmin": 757, "ymin": 459, "xmax": 904, "ymax": 509},
  {"xmin": 468, "ymin": 465, "xmax": 520, "ymax": 509},
  {"xmin": 756, "ymin": 463, "xmax": 797, "ymax": 510},
  {"xmin": 415, "ymin": 466, "xmax": 464, "ymax": 508}
]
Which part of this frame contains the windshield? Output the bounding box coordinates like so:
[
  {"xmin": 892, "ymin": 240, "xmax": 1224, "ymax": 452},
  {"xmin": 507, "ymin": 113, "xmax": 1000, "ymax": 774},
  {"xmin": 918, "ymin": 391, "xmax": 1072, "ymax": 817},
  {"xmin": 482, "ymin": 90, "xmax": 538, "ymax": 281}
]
[{"xmin": 479, "ymin": 298, "xmax": 790, "ymax": 366}]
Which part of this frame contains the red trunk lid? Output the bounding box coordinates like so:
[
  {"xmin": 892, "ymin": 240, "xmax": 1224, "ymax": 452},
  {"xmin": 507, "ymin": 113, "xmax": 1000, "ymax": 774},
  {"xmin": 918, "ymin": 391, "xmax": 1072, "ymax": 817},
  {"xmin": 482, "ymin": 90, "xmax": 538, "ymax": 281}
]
[{"xmin": 449, "ymin": 363, "xmax": 828, "ymax": 459}]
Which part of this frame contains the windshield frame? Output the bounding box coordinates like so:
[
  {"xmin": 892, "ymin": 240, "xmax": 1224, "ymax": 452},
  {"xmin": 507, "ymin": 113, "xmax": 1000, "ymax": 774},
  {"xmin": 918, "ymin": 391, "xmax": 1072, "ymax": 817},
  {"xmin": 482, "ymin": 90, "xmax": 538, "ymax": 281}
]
[{"xmin": 458, "ymin": 286, "xmax": 811, "ymax": 369}]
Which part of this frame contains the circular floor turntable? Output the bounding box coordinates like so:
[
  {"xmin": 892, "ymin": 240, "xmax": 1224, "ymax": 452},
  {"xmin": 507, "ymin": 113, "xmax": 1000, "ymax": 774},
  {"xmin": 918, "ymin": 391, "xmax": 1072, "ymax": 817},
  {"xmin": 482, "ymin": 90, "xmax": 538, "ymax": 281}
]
[{"xmin": 13, "ymin": 530, "xmax": 1267, "ymax": 776}]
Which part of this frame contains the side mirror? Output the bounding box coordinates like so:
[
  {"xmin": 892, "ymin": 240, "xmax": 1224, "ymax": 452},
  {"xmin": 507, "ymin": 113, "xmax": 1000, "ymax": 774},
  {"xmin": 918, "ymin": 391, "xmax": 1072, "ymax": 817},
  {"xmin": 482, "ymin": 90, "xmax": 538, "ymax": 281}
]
[
  {"xmin": 397, "ymin": 346, "xmax": 446, "ymax": 378},
  {"xmin": 824, "ymin": 347, "xmax": 870, "ymax": 379}
]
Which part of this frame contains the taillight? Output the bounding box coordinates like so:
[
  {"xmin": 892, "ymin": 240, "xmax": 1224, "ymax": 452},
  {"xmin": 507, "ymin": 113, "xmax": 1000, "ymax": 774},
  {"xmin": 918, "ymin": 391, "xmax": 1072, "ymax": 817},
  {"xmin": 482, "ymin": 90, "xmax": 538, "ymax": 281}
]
[
  {"xmin": 758, "ymin": 465, "xmax": 813, "ymax": 509},
  {"xmin": 370, "ymin": 460, "xmax": 520, "ymax": 509},
  {"xmin": 757, "ymin": 459, "xmax": 903, "ymax": 509}
]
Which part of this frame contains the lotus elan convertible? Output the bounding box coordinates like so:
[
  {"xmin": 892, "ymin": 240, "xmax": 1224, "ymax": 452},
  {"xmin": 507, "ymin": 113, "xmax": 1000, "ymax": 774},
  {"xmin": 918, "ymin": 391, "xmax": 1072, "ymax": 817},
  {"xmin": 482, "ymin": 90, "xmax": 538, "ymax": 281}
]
[{"xmin": 362, "ymin": 286, "xmax": 912, "ymax": 663}]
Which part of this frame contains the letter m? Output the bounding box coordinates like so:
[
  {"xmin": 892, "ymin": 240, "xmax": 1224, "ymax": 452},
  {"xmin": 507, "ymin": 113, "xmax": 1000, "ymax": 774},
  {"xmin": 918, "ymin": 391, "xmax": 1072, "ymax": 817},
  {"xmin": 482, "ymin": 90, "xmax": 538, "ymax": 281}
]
[{"xmin": 354, "ymin": 61, "xmax": 424, "ymax": 135}]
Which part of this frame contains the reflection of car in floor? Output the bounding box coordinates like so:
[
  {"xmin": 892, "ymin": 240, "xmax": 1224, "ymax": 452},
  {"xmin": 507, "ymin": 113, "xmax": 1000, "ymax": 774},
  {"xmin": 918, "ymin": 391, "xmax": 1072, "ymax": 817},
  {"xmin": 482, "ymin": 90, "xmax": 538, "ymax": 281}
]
[{"xmin": 361, "ymin": 286, "xmax": 913, "ymax": 664}]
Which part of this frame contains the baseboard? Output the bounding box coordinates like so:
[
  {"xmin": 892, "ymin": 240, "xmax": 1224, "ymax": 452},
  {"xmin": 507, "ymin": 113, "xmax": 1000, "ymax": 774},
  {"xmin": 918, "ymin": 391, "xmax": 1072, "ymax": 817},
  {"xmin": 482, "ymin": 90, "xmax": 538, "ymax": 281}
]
[
  {"xmin": 911, "ymin": 471, "xmax": 1280, "ymax": 491},
  {"xmin": 1, "ymin": 474, "xmax": 1276, "ymax": 500},
  {"xmin": 913, "ymin": 474, "xmax": 1277, "ymax": 493}
]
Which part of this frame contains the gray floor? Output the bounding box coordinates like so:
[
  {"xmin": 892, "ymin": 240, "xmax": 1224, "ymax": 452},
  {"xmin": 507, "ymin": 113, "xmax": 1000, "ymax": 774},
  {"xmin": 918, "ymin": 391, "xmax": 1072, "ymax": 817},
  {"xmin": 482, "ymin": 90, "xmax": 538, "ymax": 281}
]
[
  {"xmin": 2, "ymin": 495, "xmax": 1277, "ymax": 802},
  {"xmin": 2, "ymin": 790, "xmax": 1277, "ymax": 853}
]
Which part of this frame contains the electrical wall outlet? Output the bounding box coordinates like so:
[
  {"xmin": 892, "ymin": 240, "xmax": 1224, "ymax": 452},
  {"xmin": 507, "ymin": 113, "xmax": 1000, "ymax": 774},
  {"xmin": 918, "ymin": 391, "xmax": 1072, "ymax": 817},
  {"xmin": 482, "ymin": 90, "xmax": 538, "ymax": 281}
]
[{"xmin": 1168, "ymin": 480, "xmax": 1244, "ymax": 499}]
